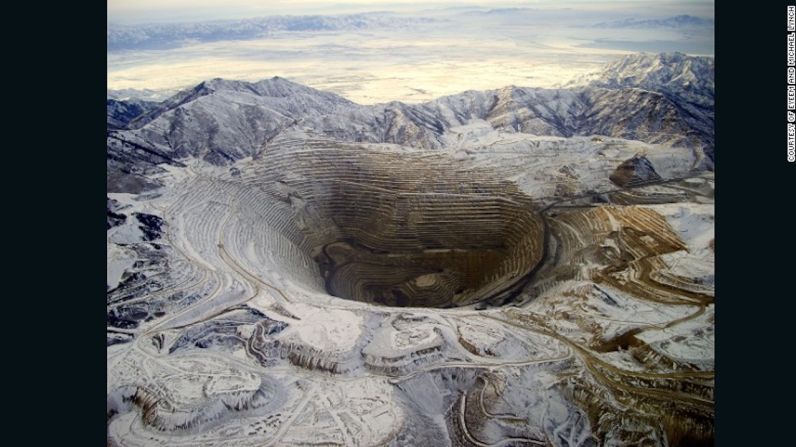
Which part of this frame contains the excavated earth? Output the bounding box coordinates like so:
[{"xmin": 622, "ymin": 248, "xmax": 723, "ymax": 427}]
[
  {"xmin": 107, "ymin": 55, "xmax": 714, "ymax": 447},
  {"xmin": 270, "ymin": 146, "xmax": 546, "ymax": 308}
]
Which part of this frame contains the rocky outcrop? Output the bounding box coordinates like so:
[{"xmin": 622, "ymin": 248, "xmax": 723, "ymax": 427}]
[{"xmin": 609, "ymin": 154, "xmax": 663, "ymax": 187}]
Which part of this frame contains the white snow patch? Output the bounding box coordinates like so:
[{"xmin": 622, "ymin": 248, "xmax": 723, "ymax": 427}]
[
  {"xmin": 283, "ymin": 303, "xmax": 363, "ymax": 353},
  {"xmin": 107, "ymin": 244, "xmax": 137, "ymax": 290}
]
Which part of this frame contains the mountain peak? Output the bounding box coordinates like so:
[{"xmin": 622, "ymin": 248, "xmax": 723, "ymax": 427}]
[
  {"xmin": 567, "ymin": 52, "xmax": 714, "ymax": 96},
  {"xmin": 189, "ymin": 76, "xmax": 336, "ymax": 100}
]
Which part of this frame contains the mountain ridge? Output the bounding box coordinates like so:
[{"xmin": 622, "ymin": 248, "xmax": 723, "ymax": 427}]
[{"xmin": 107, "ymin": 53, "xmax": 714, "ymax": 191}]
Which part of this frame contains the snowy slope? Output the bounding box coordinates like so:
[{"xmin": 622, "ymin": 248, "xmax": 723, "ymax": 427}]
[{"xmin": 106, "ymin": 53, "xmax": 714, "ymax": 183}]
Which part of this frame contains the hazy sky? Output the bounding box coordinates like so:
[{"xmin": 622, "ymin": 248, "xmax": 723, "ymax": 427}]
[
  {"xmin": 108, "ymin": 1, "xmax": 498, "ymax": 23},
  {"xmin": 107, "ymin": 1, "xmax": 714, "ymax": 103},
  {"xmin": 108, "ymin": 0, "xmax": 713, "ymax": 24}
]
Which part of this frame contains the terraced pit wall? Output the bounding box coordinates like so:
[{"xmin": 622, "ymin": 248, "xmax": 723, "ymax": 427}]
[{"xmin": 243, "ymin": 137, "xmax": 545, "ymax": 307}]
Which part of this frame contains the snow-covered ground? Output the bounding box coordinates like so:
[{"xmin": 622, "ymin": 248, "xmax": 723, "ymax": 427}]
[{"xmin": 107, "ymin": 52, "xmax": 714, "ymax": 446}]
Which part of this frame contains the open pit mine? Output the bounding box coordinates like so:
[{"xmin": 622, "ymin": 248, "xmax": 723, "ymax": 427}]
[{"xmin": 107, "ymin": 53, "xmax": 715, "ymax": 446}]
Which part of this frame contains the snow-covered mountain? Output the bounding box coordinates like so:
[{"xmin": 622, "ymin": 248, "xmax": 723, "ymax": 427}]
[
  {"xmin": 107, "ymin": 53, "xmax": 714, "ymax": 191},
  {"xmin": 107, "ymin": 52, "xmax": 715, "ymax": 447},
  {"xmin": 568, "ymin": 52, "xmax": 713, "ymax": 102},
  {"xmin": 107, "ymin": 98, "xmax": 158, "ymax": 130},
  {"xmin": 567, "ymin": 52, "xmax": 714, "ymax": 158}
]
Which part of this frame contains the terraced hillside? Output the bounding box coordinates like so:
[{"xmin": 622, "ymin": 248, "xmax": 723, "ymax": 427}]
[{"xmin": 107, "ymin": 53, "xmax": 714, "ymax": 446}]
